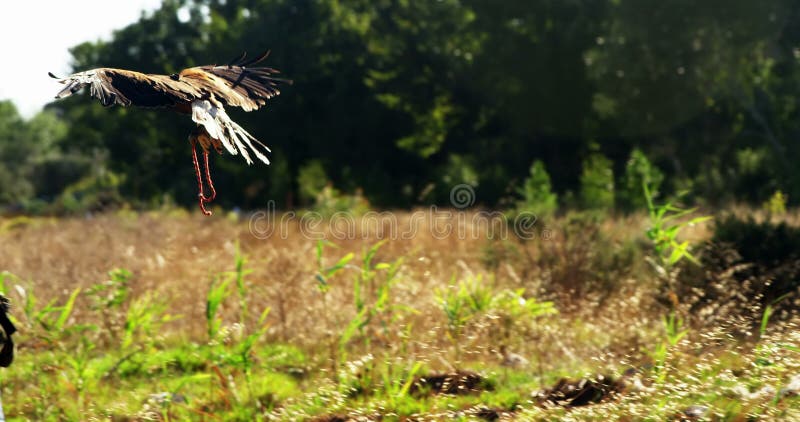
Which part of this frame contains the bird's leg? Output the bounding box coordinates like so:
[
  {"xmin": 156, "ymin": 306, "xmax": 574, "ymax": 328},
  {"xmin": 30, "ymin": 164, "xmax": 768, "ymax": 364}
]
[
  {"xmin": 189, "ymin": 135, "xmax": 213, "ymax": 216},
  {"xmin": 197, "ymin": 126, "xmax": 219, "ymax": 203},
  {"xmin": 202, "ymin": 148, "xmax": 216, "ymax": 202}
]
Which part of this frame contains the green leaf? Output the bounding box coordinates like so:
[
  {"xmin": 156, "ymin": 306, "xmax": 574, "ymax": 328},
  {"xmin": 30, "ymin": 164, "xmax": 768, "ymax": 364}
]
[
  {"xmin": 340, "ymin": 308, "xmax": 370, "ymax": 347},
  {"xmin": 55, "ymin": 287, "xmax": 81, "ymax": 331},
  {"xmin": 315, "ymin": 240, "xmax": 324, "ymax": 268},
  {"xmin": 780, "ymin": 344, "xmax": 800, "ymax": 353},
  {"xmin": 257, "ymin": 307, "xmax": 271, "ymax": 326},
  {"xmin": 760, "ymin": 304, "xmax": 773, "ymax": 336},
  {"xmin": 325, "ymin": 252, "xmax": 355, "ymax": 277},
  {"xmin": 398, "ymin": 361, "xmax": 424, "ymax": 397},
  {"xmin": 364, "ymin": 240, "xmax": 387, "ymax": 269},
  {"xmin": 687, "ymin": 216, "xmax": 712, "ymax": 225}
]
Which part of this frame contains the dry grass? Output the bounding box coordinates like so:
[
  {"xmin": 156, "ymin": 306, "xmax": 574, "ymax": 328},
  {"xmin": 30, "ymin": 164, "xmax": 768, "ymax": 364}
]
[
  {"xmin": 0, "ymin": 208, "xmax": 798, "ymax": 420},
  {"xmin": 0, "ymin": 209, "xmax": 654, "ymax": 351}
]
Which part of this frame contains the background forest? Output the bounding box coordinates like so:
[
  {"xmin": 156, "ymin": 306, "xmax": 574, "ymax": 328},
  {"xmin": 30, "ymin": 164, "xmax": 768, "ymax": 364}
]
[{"xmin": 1, "ymin": 0, "xmax": 799, "ymax": 213}]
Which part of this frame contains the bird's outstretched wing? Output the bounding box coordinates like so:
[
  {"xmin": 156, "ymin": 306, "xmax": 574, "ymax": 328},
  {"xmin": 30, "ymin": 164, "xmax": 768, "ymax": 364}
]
[
  {"xmin": 186, "ymin": 50, "xmax": 291, "ymax": 111},
  {"xmin": 50, "ymin": 68, "xmax": 199, "ymax": 108},
  {"xmin": 50, "ymin": 50, "xmax": 291, "ymax": 111}
]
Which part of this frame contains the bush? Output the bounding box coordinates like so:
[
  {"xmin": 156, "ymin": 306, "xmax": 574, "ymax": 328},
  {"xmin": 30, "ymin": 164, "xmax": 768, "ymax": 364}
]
[
  {"xmin": 56, "ymin": 168, "xmax": 126, "ymax": 214},
  {"xmin": 618, "ymin": 149, "xmax": 663, "ymax": 212},
  {"xmin": 0, "ymin": 103, "xmax": 72, "ymax": 209},
  {"xmin": 580, "ymin": 152, "xmax": 614, "ymax": 211},
  {"xmin": 516, "ymin": 160, "xmax": 558, "ymax": 218},
  {"xmin": 297, "ymin": 160, "xmax": 329, "ymax": 205},
  {"xmin": 309, "ymin": 184, "xmax": 370, "ymax": 217},
  {"xmin": 762, "ymin": 190, "xmax": 787, "ymax": 216},
  {"xmin": 297, "ymin": 160, "xmax": 370, "ymax": 216},
  {"xmin": 434, "ymin": 154, "xmax": 479, "ymax": 205}
]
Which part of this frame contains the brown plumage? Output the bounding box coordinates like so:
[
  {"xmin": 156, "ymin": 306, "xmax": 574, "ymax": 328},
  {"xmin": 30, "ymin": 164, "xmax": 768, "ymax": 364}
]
[{"xmin": 50, "ymin": 51, "xmax": 291, "ymax": 215}]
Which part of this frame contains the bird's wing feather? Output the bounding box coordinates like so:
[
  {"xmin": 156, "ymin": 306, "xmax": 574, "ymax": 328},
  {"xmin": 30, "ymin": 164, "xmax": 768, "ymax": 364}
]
[
  {"xmin": 53, "ymin": 68, "xmax": 201, "ymax": 108},
  {"xmin": 95, "ymin": 69, "xmax": 200, "ymax": 107},
  {"xmin": 179, "ymin": 51, "xmax": 292, "ymax": 112},
  {"xmin": 53, "ymin": 52, "xmax": 290, "ymax": 112}
]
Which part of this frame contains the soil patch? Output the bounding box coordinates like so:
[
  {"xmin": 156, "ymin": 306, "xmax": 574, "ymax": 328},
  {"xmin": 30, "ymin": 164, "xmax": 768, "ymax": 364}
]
[
  {"xmin": 534, "ymin": 374, "xmax": 624, "ymax": 407},
  {"xmin": 409, "ymin": 370, "xmax": 493, "ymax": 397}
]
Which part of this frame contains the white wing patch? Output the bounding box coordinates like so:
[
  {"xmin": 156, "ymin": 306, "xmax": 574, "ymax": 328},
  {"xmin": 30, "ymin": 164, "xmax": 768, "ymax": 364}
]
[
  {"xmin": 190, "ymin": 100, "xmax": 271, "ymax": 165},
  {"xmin": 53, "ymin": 70, "xmax": 97, "ymax": 99}
]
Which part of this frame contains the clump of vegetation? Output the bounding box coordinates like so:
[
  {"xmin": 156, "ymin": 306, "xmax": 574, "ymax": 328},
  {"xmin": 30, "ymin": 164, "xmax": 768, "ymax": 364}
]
[
  {"xmin": 297, "ymin": 160, "xmax": 370, "ymax": 216},
  {"xmin": 57, "ymin": 168, "xmax": 126, "ymax": 215},
  {"xmin": 580, "ymin": 152, "xmax": 615, "ymax": 211},
  {"xmin": 516, "ymin": 160, "xmax": 558, "ymax": 218},
  {"xmin": 297, "ymin": 160, "xmax": 329, "ymax": 205},
  {"xmin": 763, "ymin": 190, "xmax": 788, "ymax": 217},
  {"xmin": 618, "ymin": 149, "xmax": 664, "ymax": 212},
  {"xmin": 436, "ymin": 274, "xmax": 494, "ymax": 362},
  {"xmin": 643, "ymin": 183, "xmax": 710, "ymax": 301}
]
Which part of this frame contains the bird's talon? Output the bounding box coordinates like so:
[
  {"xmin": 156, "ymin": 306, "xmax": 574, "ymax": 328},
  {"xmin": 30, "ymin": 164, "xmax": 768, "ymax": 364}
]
[{"xmin": 199, "ymin": 201, "xmax": 212, "ymax": 216}]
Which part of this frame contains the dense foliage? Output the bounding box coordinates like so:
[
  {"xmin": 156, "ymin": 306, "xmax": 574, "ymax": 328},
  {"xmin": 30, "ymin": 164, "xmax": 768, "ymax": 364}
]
[{"xmin": 2, "ymin": 0, "xmax": 800, "ymax": 211}]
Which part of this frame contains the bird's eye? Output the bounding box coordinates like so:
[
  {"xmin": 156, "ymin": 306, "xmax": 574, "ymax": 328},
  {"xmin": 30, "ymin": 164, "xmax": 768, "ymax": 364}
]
[{"xmin": 170, "ymin": 73, "xmax": 180, "ymax": 81}]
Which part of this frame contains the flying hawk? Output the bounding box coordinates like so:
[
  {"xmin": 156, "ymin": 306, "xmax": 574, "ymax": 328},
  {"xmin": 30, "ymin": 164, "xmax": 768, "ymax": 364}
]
[{"xmin": 50, "ymin": 51, "xmax": 290, "ymax": 215}]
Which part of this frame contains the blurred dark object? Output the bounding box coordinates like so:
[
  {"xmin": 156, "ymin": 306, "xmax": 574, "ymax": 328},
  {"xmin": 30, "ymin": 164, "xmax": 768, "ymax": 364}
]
[
  {"xmin": 0, "ymin": 295, "xmax": 16, "ymax": 367},
  {"xmin": 408, "ymin": 371, "xmax": 493, "ymax": 397},
  {"xmin": 534, "ymin": 374, "xmax": 624, "ymax": 407}
]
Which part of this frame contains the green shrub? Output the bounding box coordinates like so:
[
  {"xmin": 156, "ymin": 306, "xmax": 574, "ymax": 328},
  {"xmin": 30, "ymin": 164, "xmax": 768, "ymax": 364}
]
[
  {"xmin": 0, "ymin": 103, "xmax": 72, "ymax": 209},
  {"xmin": 297, "ymin": 160, "xmax": 329, "ymax": 204},
  {"xmin": 307, "ymin": 185, "xmax": 370, "ymax": 216},
  {"xmin": 618, "ymin": 149, "xmax": 663, "ymax": 212},
  {"xmin": 431, "ymin": 153, "xmax": 479, "ymax": 205},
  {"xmin": 56, "ymin": 168, "xmax": 126, "ymax": 214},
  {"xmin": 734, "ymin": 148, "xmax": 775, "ymax": 203},
  {"xmin": 297, "ymin": 160, "xmax": 369, "ymax": 215},
  {"xmin": 516, "ymin": 160, "xmax": 558, "ymax": 217},
  {"xmin": 580, "ymin": 152, "xmax": 614, "ymax": 211},
  {"xmin": 763, "ymin": 190, "xmax": 787, "ymax": 216}
]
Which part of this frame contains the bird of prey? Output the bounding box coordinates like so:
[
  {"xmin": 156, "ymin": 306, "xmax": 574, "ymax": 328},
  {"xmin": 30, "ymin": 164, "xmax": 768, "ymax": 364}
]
[{"xmin": 49, "ymin": 51, "xmax": 290, "ymax": 215}]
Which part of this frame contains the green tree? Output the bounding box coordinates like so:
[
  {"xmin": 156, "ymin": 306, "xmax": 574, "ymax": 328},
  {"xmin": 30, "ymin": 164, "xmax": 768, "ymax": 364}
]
[
  {"xmin": 0, "ymin": 101, "xmax": 72, "ymax": 208},
  {"xmin": 580, "ymin": 152, "xmax": 614, "ymax": 211},
  {"xmin": 618, "ymin": 149, "xmax": 664, "ymax": 212},
  {"xmin": 516, "ymin": 160, "xmax": 558, "ymax": 217}
]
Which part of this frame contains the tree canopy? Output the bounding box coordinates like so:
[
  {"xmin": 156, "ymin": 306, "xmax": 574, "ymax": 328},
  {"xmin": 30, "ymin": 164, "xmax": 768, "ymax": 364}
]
[{"xmin": 2, "ymin": 0, "xmax": 799, "ymax": 211}]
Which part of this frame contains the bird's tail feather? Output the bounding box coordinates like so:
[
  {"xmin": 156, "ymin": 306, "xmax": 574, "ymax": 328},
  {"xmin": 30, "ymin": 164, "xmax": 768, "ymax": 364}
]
[
  {"xmin": 215, "ymin": 108, "xmax": 271, "ymax": 165},
  {"xmin": 191, "ymin": 99, "xmax": 271, "ymax": 165}
]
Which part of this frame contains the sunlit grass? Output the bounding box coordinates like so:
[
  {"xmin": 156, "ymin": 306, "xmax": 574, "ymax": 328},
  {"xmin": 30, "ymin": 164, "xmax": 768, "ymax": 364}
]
[{"xmin": 0, "ymin": 209, "xmax": 797, "ymax": 419}]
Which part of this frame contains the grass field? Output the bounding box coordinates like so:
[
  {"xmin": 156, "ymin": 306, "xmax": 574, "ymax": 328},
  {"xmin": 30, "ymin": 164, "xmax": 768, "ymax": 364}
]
[{"xmin": 0, "ymin": 208, "xmax": 798, "ymax": 420}]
